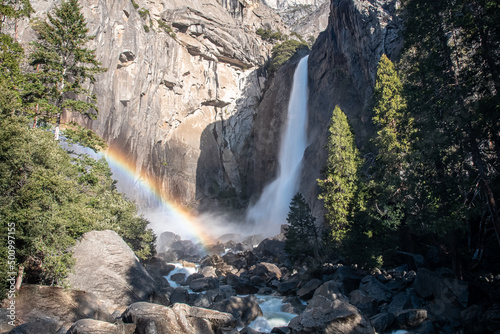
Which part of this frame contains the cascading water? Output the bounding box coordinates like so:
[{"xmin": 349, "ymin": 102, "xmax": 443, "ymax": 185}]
[{"xmin": 246, "ymin": 55, "xmax": 309, "ymax": 236}]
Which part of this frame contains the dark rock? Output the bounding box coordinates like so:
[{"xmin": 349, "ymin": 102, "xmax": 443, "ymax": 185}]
[
  {"xmin": 206, "ymin": 285, "xmax": 237, "ymax": 304},
  {"xmin": 395, "ymin": 309, "xmax": 427, "ymax": 328},
  {"xmin": 249, "ymin": 263, "xmax": 282, "ymax": 281},
  {"xmin": 226, "ymin": 273, "xmax": 259, "ymax": 294},
  {"xmin": 189, "ymin": 277, "xmax": 220, "ymax": 292},
  {"xmin": 271, "ymin": 327, "xmax": 291, "ymax": 334},
  {"xmin": 485, "ymin": 304, "xmax": 500, "ymax": 332},
  {"xmin": 359, "ymin": 275, "xmax": 393, "ymax": 304},
  {"xmin": 250, "ymin": 275, "xmax": 267, "ymax": 287},
  {"xmin": 288, "ymin": 281, "xmax": 374, "ymax": 334},
  {"xmin": 66, "ymin": 319, "xmax": 122, "ymax": 334},
  {"xmin": 277, "ymin": 275, "xmax": 302, "ymax": 295},
  {"xmin": 212, "ymin": 296, "xmax": 263, "ymax": 327},
  {"xmin": 282, "ymin": 296, "xmax": 306, "ymax": 314},
  {"xmin": 254, "ymin": 239, "xmax": 285, "ymax": 258},
  {"xmin": 122, "ymin": 302, "xmax": 236, "ymax": 334},
  {"xmin": 170, "ymin": 287, "xmax": 189, "ymax": 304},
  {"xmin": 170, "ymin": 272, "xmax": 187, "ymax": 284},
  {"xmin": 7, "ymin": 318, "xmax": 59, "ymax": 334},
  {"xmin": 385, "ymin": 280, "xmax": 404, "ymax": 293},
  {"xmin": 189, "ymin": 293, "xmax": 212, "ymax": 308},
  {"xmin": 11, "ymin": 284, "xmax": 113, "ymax": 330},
  {"xmin": 349, "ymin": 290, "xmax": 377, "ymax": 317},
  {"xmin": 156, "ymin": 231, "xmax": 182, "ymax": 253},
  {"xmin": 185, "ymin": 273, "xmax": 204, "ymax": 286},
  {"xmin": 387, "ymin": 292, "xmax": 413, "ymax": 316},
  {"xmin": 403, "ymin": 270, "xmax": 417, "ymax": 285},
  {"xmin": 332, "ymin": 266, "xmax": 363, "ymax": 294},
  {"xmin": 240, "ymin": 326, "xmax": 262, "ymax": 334},
  {"xmin": 411, "ymin": 320, "xmax": 436, "ymax": 334},
  {"xmin": 143, "ymin": 256, "xmax": 174, "ymax": 289},
  {"xmin": 369, "ymin": 312, "xmax": 394, "ymax": 333},
  {"xmin": 68, "ymin": 230, "xmax": 156, "ymax": 312},
  {"xmin": 461, "ymin": 305, "xmax": 484, "ymax": 333},
  {"xmin": 296, "ymin": 279, "xmax": 322, "ymax": 300}
]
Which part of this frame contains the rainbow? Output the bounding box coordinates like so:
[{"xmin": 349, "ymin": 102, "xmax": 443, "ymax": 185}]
[{"xmin": 102, "ymin": 146, "xmax": 218, "ymax": 249}]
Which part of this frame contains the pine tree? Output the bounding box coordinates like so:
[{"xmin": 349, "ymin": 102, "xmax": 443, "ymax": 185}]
[
  {"xmin": 284, "ymin": 193, "xmax": 319, "ymax": 261},
  {"xmin": 318, "ymin": 106, "xmax": 362, "ymax": 244},
  {"xmin": 28, "ymin": 0, "xmax": 106, "ymax": 140}
]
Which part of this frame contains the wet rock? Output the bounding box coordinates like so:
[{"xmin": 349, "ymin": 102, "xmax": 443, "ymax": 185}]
[
  {"xmin": 66, "ymin": 319, "xmax": 122, "ymax": 334},
  {"xmin": 395, "ymin": 309, "xmax": 427, "ymax": 328},
  {"xmin": 122, "ymin": 302, "xmax": 236, "ymax": 334},
  {"xmin": 369, "ymin": 312, "xmax": 394, "ymax": 333},
  {"xmin": 68, "ymin": 230, "xmax": 156, "ymax": 312},
  {"xmin": 282, "ymin": 296, "xmax": 306, "ymax": 314},
  {"xmin": 349, "ymin": 290, "xmax": 377, "ymax": 317},
  {"xmin": 170, "ymin": 272, "xmax": 186, "ymax": 285},
  {"xmin": 185, "ymin": 273, "xmax": 204, "ymax": 286},
  {"xmin": 143, "ymin": 256, "xmax": 175, "ymax": 289},
  {"xmin": 271, "ymin": 327, "xmax": 291, "ymax": 334},
  {"xmin": 240, "ymin": 326, "xmax": 262, "ymax": 334},
  {"xmin": 296, "ymin": 278, "xmax": 323, "ymax": 300},
  {"xmin": 212, "ymin": 295, "xmax": 263, "ymax": 327},
  {"xmin": 156, "ymin": 232, "xmax": 181, "ymax": 253}
]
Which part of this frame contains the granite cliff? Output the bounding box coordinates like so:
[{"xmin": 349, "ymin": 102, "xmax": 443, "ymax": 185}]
[{"xmin": 16, "ymin": 0, "xmax": 402, "ymax": 215}]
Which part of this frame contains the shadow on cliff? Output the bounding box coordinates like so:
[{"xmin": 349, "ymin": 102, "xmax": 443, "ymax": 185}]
[{"xmin": 195, "ymin": 51, "xmax": 309, "ymax": 216}]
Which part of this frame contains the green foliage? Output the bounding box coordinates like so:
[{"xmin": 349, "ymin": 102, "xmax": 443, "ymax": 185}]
[
  {"xmin": 131, "ymin": 0, "xmax": 139, "ymax": 9},
  {"xmin": 0, "ymin": 34, "xmax": 24, "ymax": 116},
  {"xmin": 318, "ymin": 106, "xmax": 363, "ymax": 244},
  {"xmin": 269, "ymin": 39, "xmax": 308, "ymax": 72},
  {"xmin": 284, "ymin": 193, "xmax": 319, "ymax": 261},
  {"xmin": 0, "ymin": 0, "xmax": 34, "ymax": 28},
  {"xmin": 138, "ymin": 8, "xmax": 149, "ymax": 20},
  {"xmin": 143, "ymin": 24, "xmax": 150, "ymax": 33},
  {"xmin": 62, "ymin": 122, "xmax": 107, "ymax": 152},
  {"xmin": 157, "ymin": 20, "xmax": 176, "ymax": 38},
  {"xmin": 0, "ymin": 116, "xmax": 154, "ymax": 291},
  {"xmin": 28, "ymin": 0, "xmax": 106, "ymax": 136},
  {"xmin": 255, "ymin": 28, "xmax": 286, "ymax": 42}
]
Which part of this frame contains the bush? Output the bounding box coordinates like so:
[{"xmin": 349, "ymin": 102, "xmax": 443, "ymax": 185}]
[
  {"xmin": 138, "ymin": 8, "xmax": 149, "ymax": 20},
  {"xmin": 269, "ymin": 39, "xmax": 308, "ymax": 72},
  {"xmin": 256, "ymin": 28, "xmax": 286, "ymax": 42}
]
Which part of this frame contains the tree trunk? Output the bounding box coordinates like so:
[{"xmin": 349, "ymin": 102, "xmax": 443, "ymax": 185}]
[
  {"xmin": 54, "ymin": 113, "xmax": 61, "ymax": 140},
  {"xmin": 15, "ymin": 266, "xmax": 24, "ymax": 291}
]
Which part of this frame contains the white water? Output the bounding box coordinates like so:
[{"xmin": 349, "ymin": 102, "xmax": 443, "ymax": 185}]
[
  {"xmin": 246, "ymin": 55, "xmax": 309, "ymax": 236},
  {"xmin": 248, "ymin": 295, "xmax": 297, "ymax": 332}
]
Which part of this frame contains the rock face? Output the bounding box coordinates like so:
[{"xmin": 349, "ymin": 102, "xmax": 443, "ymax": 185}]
[
  {"xmin": 7, "ymin": 284, "xmax": 113, "ymax": 332},
  {"xmin": 68, "ymin": 230, "xmax": 156, "ymax": 312},
  {"xmin": 304, "ymin": 0, "xmax": 403, "ymax": 215}
]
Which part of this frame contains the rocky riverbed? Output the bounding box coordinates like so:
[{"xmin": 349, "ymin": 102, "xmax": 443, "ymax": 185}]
[{"xmin": 2, "ymin": 230, "xmax": 500, "ymax": 334}]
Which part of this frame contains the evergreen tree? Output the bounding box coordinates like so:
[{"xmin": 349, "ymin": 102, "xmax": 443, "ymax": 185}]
[
  {"xmin": 28, "ymin": 0, "xmax": 106, "ymax": 140},
  {"xmin": 318, "ymin": 106, "xmax": 362, "ymax": 244},
  {"xmin": 284, "ymin": 193, "xmax": 319, "ymax": 261}
]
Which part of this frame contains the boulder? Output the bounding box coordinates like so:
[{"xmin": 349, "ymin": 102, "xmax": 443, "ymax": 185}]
[
  {"xmin": 212, "ymin": 296, "xmax": 263, "ymax": 327},
  {"xmin": 277, "ymin": 275, "xmax": 302, "ymax": 295},
  {"xmin": 249, "ymin": 263, "xmax": 282, "ymax": 281},
  {"xmin": 189, "ymin": 277, "xmax": 220, "ymax": 292},
  {"xmin": 122, "ymin": 302, "xmax": 236, "ymax": 334},
  {"xmin": 332, "ymin": 266, "xmax": 363, "ymax": 294},
  {"xmin": 68, "ymin": 230, "xmax": 156, "ymax": 312},
  {"xmin": 296, "ymin": 279, "xmax": 323, "ymax": 301},
  {"xmin": 10, "ymin": 284, "xmax": 113, "ymax": 330},
  {"xmin": 170, "ymin": 273, "xmax": 187, "ymax": 285},
  {"xmin": 254, "ymin": 239, "xmax": 285, "ymax": 258},
  {"xmin": 359, "ymin": 276, "xmax": 393, "ymax": 304},
  {"xmin": 395, "ymin": 309, "xmax": 428, "ymax": 328},
  {"xmin": 349, "ymin": 290, "xmax": 377, "ymax": 317},
  {"xmin": 142, "ymin": 256, "xmax": 175, "ymax": 288},
  {"xmin": 7, "ymin": 318, "xmax": 59, "ymax": 334},
  {"xmin": 185, "ymin": 273, "xmax": 204, "ymax": 286},
  {"xmin": 170, "ymin": 287, "xmax": 190, "ymax": 304},
  {"xmin": 66, "ymin": 319, "xmax": 124, "ymax": 334},
  {"xmin": 387, "ymin": 292, "xmax": 413, "ymax": 316},
  {"xmin": 226, "ymin": 273, "xmax": 259, "ymax": 294},
  {"xmin": 369, "ymin": 312, "xmax": 394, "ymax": 333}
]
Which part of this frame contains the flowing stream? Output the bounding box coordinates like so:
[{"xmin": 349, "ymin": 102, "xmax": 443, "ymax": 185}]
[{"xmin": 246, "ymin": 55, "xmax": 309, "ymax": 235}]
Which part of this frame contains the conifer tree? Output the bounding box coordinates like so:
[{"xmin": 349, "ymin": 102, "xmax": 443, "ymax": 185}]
[
  {"xmin": 28, "ymin": 0, "xmax": 106, "ymax": 140},
  {"xmin": 318, "ymin": 106, "xmax": 362, "ymax": 244},
  {"xmin": 284, "ymin": 193, "xmax": 319, "ymax": 261}
]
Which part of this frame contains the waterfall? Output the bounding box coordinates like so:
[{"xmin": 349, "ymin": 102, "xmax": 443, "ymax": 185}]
[{"xmin": 246, "ymin": 55, "xmax": 309, "ymax": 236}]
